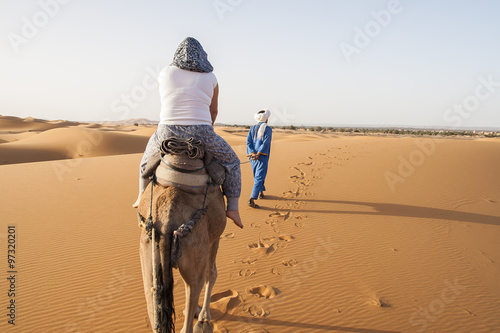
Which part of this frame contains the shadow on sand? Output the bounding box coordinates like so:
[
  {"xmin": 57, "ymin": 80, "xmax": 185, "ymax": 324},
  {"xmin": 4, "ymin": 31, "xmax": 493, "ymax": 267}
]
[
  {"xmin": 211, "ymin": 310, "xmax": 401, "ymax": 332},
  {"xmin": 258, "ymin": 195, "xmax": 500, "ymax": 227}
]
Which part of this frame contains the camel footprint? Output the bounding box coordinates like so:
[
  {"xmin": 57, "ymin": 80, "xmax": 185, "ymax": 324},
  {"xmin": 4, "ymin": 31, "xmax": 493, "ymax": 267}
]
[
  {"xmin": 282, "ymin": 259, "xmax": 298, "ymax": 267},
  {"xmin": 241, "ymin": 257, "xmax": 258, "ymax": 264},
  {"xmin": 210, "ymin": 289, "xmax": 242, "ymax": 315},
  {"xmin": 278, "ymin": 234, "xmax": 294, "ymax": 242},
  {"xmin": 269, "ymin": 211, "xmax": 292, "ymax": 221},
  {"xmin": 238, "ymin": 269, "xmax": 256, "ymax": 277},
  {"xmin": 248, "ymin": 236, "xmax": 278, "ymax": 256},
  {"xmin": 247, "ymin": 285, "xmax": 280, "ymax": 299},
  {"xmin": 244, "ymin": 305, "xmax": 270, "ymax": 318}
]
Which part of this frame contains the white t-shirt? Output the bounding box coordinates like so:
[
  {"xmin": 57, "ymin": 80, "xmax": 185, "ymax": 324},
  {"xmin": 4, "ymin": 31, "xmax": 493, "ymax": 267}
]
[{"xmin": 158, "ymin": 66, "xmax": 218, "ymax": 125}]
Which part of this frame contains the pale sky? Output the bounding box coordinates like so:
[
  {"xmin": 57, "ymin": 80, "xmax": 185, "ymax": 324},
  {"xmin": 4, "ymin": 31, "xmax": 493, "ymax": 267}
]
[{"xmin": 1, "ymin": 0, "xmax": 499, "ymax": 129}]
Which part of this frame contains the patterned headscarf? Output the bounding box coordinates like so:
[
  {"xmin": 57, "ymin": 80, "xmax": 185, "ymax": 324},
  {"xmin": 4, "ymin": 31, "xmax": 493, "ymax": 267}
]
[{"xmin": 171, "ymin": 37, "xmax": 213, "ymax": 73}]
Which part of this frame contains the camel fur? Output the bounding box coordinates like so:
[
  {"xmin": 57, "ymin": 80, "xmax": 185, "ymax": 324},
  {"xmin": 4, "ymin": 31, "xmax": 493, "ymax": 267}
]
[{"xmin": 138, "ymin": 181, "xmax": 226, "ymax": 333}]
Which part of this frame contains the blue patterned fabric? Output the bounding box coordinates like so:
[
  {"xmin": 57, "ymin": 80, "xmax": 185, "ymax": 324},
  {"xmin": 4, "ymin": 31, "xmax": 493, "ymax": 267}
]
[{"xmin": 171, "ymin": 37, "xmax": 213, "ymax": 73}]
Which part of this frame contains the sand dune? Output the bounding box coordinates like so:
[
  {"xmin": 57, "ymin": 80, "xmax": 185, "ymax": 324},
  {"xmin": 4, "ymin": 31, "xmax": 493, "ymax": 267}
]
[
  {"xmin": 0, "ymin": 116, "xmax": 154, "ymax": 164},
  {"xmin": 0, "ymin": 115, "xmax": 79, "ymax": 132},
  {"xmin": 0, "ymin": 116, "xmax": 499, "ymax": 332}
]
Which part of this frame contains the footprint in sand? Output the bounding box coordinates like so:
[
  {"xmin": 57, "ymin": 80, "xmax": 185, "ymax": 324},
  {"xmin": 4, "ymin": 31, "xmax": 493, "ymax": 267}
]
[
  {"xmin": 295, "ymin": 214, "xmax": 308, "ymax": 219},
  {"xmin": 220, "ymin": 232, "xmax": 235, "ymax": 239},
  {"xmin": 238, "ymin": 269, "xmax": 256, "ymax": 277},
  {"xmin": 265, "ymin": 219, "xmax": 278, "ymax": 228},
  {"xmin": 298, "ymin": 161, "xmax": 314, "ymax": 166},
  {"xmin": 241, "ymin": 257, "xmax": 258, "ymax": 264},
  {"xmin": 248, "ymin": 237, "xmax": 278, "ymax": 256},
  {"xmin": 283, "ymin": 189, "xmax": 299, "ymax": 198},
  {"xmin": 292, "ymin": 166, "xmax": 306, "ymax": 178},
  {"xmin": 247, "ymin": 285, "xmax": 280, "ymax": 299},
  {"xmin": 271, "ymin": 267, "xmax": 284, "ymax": 276},
  {"xmin": 295, "ymin": 222, "xmax": 304, "ymax": 227},
  {"xmin": 278, "ymin": 234, "xmax": 294, "ymax": 242},
  {"xmin": 250, "ymin": 223, "xmax": 261, "ymax": 228},
  {"xmin": 282, "ymin": 259, "xmax": 298, "ymax": 267},
  {"xmin": 244, "ymin": 304, "xmax": 270, "ymax": 318},
  {"xmin": 269, "ymin": 211, "xmax": 292, "ymax": 221},
  {"xmin": 210, "ymin": 289, "xmax": 242, "ymax": 314},
  {"xmin": 369, "ymin": 297, "xmax": 391, "ymax": 308}
]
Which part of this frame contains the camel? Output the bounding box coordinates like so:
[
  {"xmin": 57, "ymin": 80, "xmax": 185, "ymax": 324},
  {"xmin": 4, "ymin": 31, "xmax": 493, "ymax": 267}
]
[{"xmin": 138, "ymin": 173, "xmax": 226, "ymax": 333}]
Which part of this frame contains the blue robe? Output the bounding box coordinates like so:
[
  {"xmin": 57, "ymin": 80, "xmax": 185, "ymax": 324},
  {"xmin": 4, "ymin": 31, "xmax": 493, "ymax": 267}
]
[{"xmin": 247, "ymin": 123, "xmax": 272, "ymax": 199}]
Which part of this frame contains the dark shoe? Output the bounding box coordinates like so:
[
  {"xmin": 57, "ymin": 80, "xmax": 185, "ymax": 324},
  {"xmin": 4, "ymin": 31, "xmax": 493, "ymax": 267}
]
[
  {"xmin": 259, "ymin": 192, "xmax": 265, "ymax": 199},
  {"xmin": 248, "ymin": 198, "xmax": 259, "ymax": 208}
]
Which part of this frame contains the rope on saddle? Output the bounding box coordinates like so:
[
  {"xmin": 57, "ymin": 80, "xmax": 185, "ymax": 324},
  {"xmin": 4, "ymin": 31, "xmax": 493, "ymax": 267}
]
[
  {"xmin": 160, "ymin": 137, "xmax": 205, "ymax": 159},
  {"xmin": 170, "ymin": 185, "xmax": 209, "ymax": 269}
]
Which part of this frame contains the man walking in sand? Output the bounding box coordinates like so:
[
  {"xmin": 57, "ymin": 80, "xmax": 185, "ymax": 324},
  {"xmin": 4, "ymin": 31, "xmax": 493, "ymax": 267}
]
[{"xmin": 247, "ymin": 109, "xmax": 272, "ymax": 208}]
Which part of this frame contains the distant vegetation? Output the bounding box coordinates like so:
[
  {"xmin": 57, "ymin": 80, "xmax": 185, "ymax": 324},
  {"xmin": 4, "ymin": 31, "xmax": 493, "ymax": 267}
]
[{"xmin": 216, "ymin": 124, "xmax": 500, "ymax": 138}]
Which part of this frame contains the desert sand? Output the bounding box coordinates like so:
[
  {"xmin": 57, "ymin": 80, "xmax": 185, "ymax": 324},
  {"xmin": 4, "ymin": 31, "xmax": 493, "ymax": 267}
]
[{"xmin": 1, "ymin": 115, "xmax": 499, "ymax": 332}]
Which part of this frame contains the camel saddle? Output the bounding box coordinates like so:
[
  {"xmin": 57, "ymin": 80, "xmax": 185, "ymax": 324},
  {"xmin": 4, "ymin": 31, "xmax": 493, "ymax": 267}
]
[{"xmin": 142, "ymin": 137, "xmax": 225, "ymax": 194}]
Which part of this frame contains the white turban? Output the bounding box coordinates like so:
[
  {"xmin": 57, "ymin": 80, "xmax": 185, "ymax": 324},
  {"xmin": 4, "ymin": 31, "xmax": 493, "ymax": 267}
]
[{"xmin": 254, "ymin": 109, "xmax": 271, "ymax": 140}]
